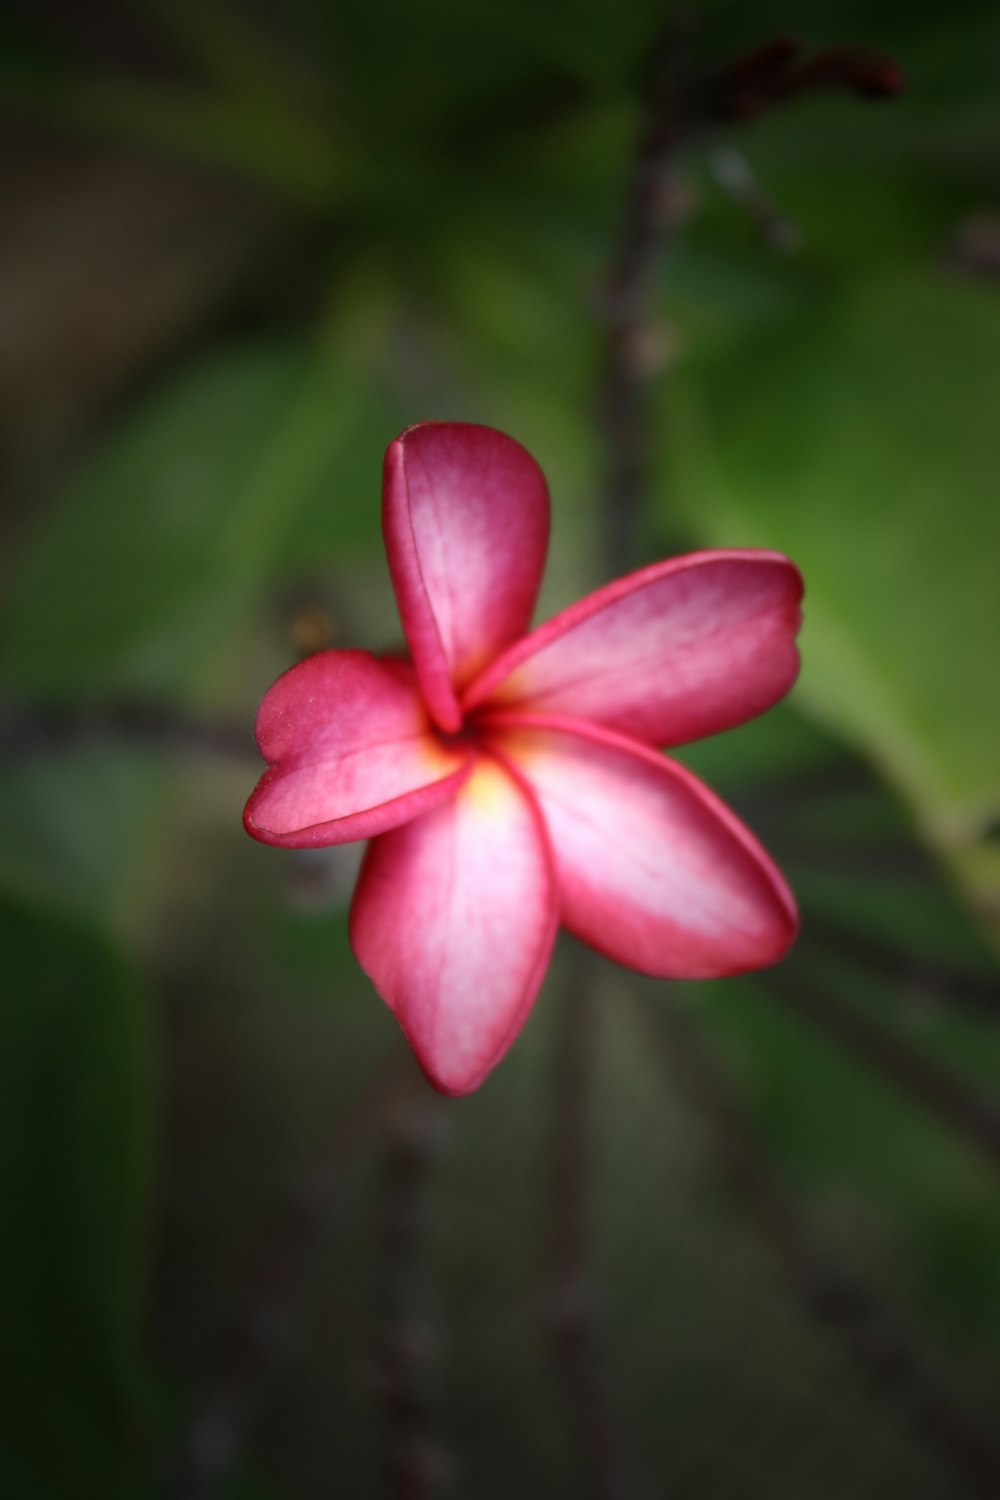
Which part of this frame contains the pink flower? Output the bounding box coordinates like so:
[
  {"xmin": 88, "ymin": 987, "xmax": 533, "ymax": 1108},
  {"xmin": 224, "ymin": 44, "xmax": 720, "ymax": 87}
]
[{"xmin": 245, "ymin": 423, "xmax": 802, "ymax": 1096}]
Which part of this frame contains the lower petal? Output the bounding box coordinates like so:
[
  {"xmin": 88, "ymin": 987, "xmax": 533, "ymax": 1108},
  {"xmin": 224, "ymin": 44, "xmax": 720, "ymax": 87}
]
[
  {"xmin": 485, "ymin": 715, "xmax": 797, "ymax": 979},
  {"xmin": 349, "ymin": 754, "xmax": 558, "ymax": 1096}
]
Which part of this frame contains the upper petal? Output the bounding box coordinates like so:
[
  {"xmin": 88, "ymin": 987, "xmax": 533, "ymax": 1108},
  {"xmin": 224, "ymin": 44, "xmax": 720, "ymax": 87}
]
[
  {"xmin": 349, "ymin": 754, "xmax": 558, "ymax": 1096},
  {"xmin": 462, "ymin": 550, "xmax": 803, "ymax": 746},
  {"xmin": 484, "ymin": 714, "xmax": 797, "ymax": 979},
  {"xmin": 383, "ymin": 423, "xmax": 550, "ymax": 732},
  {"xmin": 244, "ymin": 650, "xmax": 471, "ymax": 849}
]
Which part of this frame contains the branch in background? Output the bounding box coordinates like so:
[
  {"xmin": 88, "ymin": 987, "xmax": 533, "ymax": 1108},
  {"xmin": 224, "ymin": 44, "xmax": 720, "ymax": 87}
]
[
  {"xmin": 597, "ymin": 25, "xmax": 902, "ymax": 575},
  {"xmin": 0, "ymin": 600, "xmax": 335, "ymax": 767},
  {"xmin": 595, "ymin": 24, "xmax": 1000, "ymax": 1497},
  {"xmin": 597, "ymin": 18, "xmax": 693, "ymax": 576},
  {"xmin": 372, "ymin": 1091, "xmax": 453, "ymax": 1500},
  {"xmin": 804, "ymin": 917, "xmax": 1000, "ymax": 1024},
  {"xmin": 772, "ymin": 840, "xmax": 935, "ymax": 881},
  {"xmin": 0, "ymin": 697, "xmax": 252, "ymax": 762},
  {"xmin": 949, "ymin": 213, "xmax": 1000, "ymax": 282},
  {"xmin": 635, "ymin": 990, "xmax": 1000, "ymax": 1500},
  {"xmin": 545, "ymin": 956, "xmax": 635, "ymax": 1500},
  {"xmin": 715, "ymin": 764, "xmax": 876, "ymax": 833},
  {"xmin": 764, "ymin": 970, "xmax": 1000, "ymax": 1170},
  {"xmin": 711, "ymin": 36, "xmax": 903, "ymax": 119},
  {"xmin": 583, "ymin": 21, "xmax": 907, "ymax": 1489},
  {"xmin": 550, "ymin": 20, "xmax": 712, "ymax": 1480},
  {"xmin": 708, "ymin": 145, "xmax": 802, "ymax": 254},
  {"xmin": 168, "ymin": 1050, "xmax": 410, "ymax": 1500}
]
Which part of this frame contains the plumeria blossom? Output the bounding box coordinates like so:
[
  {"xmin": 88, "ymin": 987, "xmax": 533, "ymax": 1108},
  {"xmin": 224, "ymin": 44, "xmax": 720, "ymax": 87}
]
[{"xmin": 245, "ymin": 423, "xmax": 802, "ymax": 1096}]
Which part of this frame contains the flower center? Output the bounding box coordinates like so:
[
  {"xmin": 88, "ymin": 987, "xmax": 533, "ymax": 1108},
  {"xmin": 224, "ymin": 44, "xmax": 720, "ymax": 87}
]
[{"xmin": 438, "ymin": 720, "xmax": 478, "ymax": 751}]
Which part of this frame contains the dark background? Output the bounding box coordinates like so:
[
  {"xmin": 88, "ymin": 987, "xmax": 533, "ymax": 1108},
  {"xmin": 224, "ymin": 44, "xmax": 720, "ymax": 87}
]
[{"xmin": 1, "ymin": 1, "xmax": 1000, "ymax": 1496}]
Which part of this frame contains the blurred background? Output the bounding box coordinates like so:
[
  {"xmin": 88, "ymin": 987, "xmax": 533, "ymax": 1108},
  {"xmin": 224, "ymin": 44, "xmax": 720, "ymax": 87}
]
[{"xmin": 2, "ymin": 0, "xmax": 1000, "ymax": 1496}]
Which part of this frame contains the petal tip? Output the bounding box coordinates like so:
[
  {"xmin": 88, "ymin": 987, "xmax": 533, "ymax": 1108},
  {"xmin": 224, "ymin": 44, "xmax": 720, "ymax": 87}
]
[
  {"xmin": 463, "ymin": 546, "xmax": 807, "ymax": 744},
  {"xmin": 382, "ymin": 421, "xmax": 550, "ymax": 715},
  {"xmin": 243, "ymin": 779, "xmax": 287, "ymax": 848},
  {"xmin": 243, "ymin": 792, "xmax": 264, "ymax": 842},
  {"xmin": 348, "ymin": 758, "xmax": 558, "ymax": 1095}
]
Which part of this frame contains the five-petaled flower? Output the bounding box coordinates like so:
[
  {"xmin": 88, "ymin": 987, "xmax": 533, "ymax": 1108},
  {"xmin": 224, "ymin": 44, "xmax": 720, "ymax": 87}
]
[{"xmin": 245, "ymin": 423, "xmax": 803, "ymax": 1096}]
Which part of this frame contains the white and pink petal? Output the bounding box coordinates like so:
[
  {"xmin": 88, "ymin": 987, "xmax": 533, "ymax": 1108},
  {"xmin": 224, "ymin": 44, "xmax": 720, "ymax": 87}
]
[
  {"xmin": 484, "ymin": 714, "xmax": 797, "ymax": 979},
  {"xmin": 349, "ymin": 754, "xmax": 558, "ymax": 1096},
  {"xmin": 383, "ymin": 422, "xmax": 550, "ymax": 731},
  {"xmin": 463, "ymin": 550, "xmax": 803, "ymax": 747},
  {"xmin": 244, "ymin": 650, "xmax": 470, "ymax": 849}
]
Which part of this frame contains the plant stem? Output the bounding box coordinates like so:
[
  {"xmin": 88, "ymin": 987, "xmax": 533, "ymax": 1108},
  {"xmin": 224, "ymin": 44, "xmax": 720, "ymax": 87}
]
[
  {"xmin": 375, "ymin": 1091, "xmax": 451, "ymax": 1500},
  {"xmin": 765, "ymin": 969, "xmax": 1000, "ymax": 1169},
  {"xmin": 167, "ymin": 1050, "xmax": 410, "ymax": 1500},
  {"xmin": 0, "ymin": 698, "xmax": 251, "ymax": 762},
  {"xmin": 597, "ymin": 19, "xmax": 692, "ymax": 577},
  {"xmin": 545, "ymin": 958, "xmax": 633, "ymax": 1500}
]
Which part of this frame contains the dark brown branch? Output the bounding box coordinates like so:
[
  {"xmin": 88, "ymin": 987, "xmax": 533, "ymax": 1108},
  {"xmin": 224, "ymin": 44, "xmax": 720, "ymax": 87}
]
[
  {"xmin": 720, "ymin": 760, "xmax": 874, "ymax": 808},
  {"xmin": 0, "ymin": 697, "xmax": 252, "ymax": 761},
  {"xmin": 167, "ymin": 1049, "xmax": 411, "ymax": 1500},
  {"xmin": 598, "ymin": 19, "xmax": 693, "ymax": 576},
  {"xmin": 712, "ymin": 36, "xmax": 903, "ymax": 120},
  {"xmin": 373, "ymin": 1091, "xmax": 451, "ymax": 1500},
  {"xmin": 635, "ymin": 990, "xmax": 1000, "ymax": 1499},
  {"xmin": 596, "ymin": 26, "xmax": 902, "ymax": 576},
  {"xmin": 765, "ymin": 969, "xmax": 1000, "ymax": 1170},
  {"xmin": 949, "ymin": 213, "xmax": 1000, "ymax": 282},
  {"xmin": 555, "ymin": 20, "xmax": 706, "ymax": 1483},
  {"xmin": 584, "ymin": 26, "xmax": 908, "ymax": 1488},
  {"xmin": 773, "ymin": 840, "xmax": 936, "ymax": 880},
  {"xmin": 803, "ymin": 918, "xmax": 1000, "ymax": 1023},
  {"xmin": 545, "ymin": 958, "xmax": 633, "ymax": 1500}
]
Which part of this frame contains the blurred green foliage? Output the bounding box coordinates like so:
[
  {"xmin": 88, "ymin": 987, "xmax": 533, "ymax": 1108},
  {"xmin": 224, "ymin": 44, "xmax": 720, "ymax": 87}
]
[
  {"xmin": 1, "ymin": 0, "xmax": 999, "ymax": 1494},
  {"xmin": 673, "ymin": 271, "xmax": 1000, "ymax": 914},
  {"xmin": 0, "ymin": 898, "xmax": 153, "ymax": 1498}
]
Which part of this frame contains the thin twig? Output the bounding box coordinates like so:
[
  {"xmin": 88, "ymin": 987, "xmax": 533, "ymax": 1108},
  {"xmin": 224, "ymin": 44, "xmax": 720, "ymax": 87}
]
[
  {"xmin": 598, "ymin": 17, "xmax": 693, "ymax": 576},
  {"xmin": 949, "ymin": 213, "xmax": 1000, "ymax": 282},
  {"xmin": 764, "ymin": 969, "xmax": 1000, "ymax": 1169},
  {"xmin": 581, "ymin": 21, "xmax": 907, "ymax": 1490},
  {"xmin": 373, "ymin": 1090, "xmax": 452, "ymax": 1500},
  {"xmin": 635, "ymin": 989, "xmax": 1000, "ymax": 1499},
  {"xmin": 167, "ymin": 1049, "xmax": 411, "ymax": 1500},
  {"xmin": 551, "ymin": 21, "xmax": 700, "ymax": 1480},
  {"xmin": 718, "ymin": 760, "xmax": 874, "ymax": 809},
  {"xmin": 596, "ymin": 25, "xmax": 902, "ymax": 577},
  {"xmin": 545, "ymin": 957, "xmax": 633, "ymax": 1500},
  {"xmin": 710, "ymin": 36, "xmax": 903, "ymax": 120},
  {"xmin": 774, "ymin": 840, "xmax": 938, "ymax": 880},
  {"xmin": 804, "ymin": 918, "xmax": 1000, "ymax": 1023},
  {"xmin": 709, "ymin": 145, "xmax": 802, "ymax": 253},
  {"xmin": 0, "ymin": 697, "xmax": 251, "ymax": 761}
]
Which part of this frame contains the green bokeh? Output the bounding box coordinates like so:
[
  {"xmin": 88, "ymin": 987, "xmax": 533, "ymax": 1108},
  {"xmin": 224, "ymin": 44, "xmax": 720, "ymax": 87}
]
[{"xmin": 1, "ymin": 0, "xmax": 999, "ymax": 1494}]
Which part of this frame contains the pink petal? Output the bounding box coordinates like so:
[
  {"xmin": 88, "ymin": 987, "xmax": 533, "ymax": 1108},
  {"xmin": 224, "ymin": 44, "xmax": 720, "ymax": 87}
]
[
  {"xmin": 462, "ymin": 550, "xmax": 803, "ymax": 746},
  {"xmin": 383, "ymin": 423, "xmax": 550, "ymax": 732},
  {"xmin": 244, "ymin": 650, "xmax": 471, "ymax": 849},
  {"xmin": 349, "ymin": 754, "xmax": 558, "ymax": 1096},
  {"xmin": 484, "ymin": 714, "xmax": 798, "ymax": 979}
]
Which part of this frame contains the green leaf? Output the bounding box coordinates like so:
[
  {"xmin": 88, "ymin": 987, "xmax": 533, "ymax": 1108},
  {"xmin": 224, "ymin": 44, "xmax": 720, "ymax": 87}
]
[
  {"xmin": 0, "ymin": 64, "xmax": 346, "ymax": 208},
  {"xmin": 0, "ymin": 895, "xmax": 155, "ymax": 1496},
  {"xmin": 132, "ymin": 0, "xmax": 322, "ymax": 113},
  {"xmin": 0, "ymin": 323, "xmax": 390, "ymax": 701},
  {"xmin": 672, "ymin": 270, "xmax": 1000, "ymax": 941}
]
